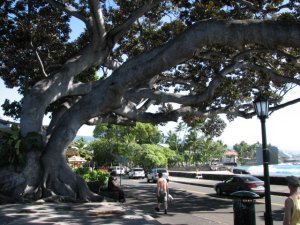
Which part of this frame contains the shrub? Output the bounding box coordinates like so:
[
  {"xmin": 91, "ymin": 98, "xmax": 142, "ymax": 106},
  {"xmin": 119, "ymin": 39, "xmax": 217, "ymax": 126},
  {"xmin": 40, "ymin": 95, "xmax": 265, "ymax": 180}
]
[{"xmin": 75, "ymin": 168, "xmax": 109, "ymax": 185}]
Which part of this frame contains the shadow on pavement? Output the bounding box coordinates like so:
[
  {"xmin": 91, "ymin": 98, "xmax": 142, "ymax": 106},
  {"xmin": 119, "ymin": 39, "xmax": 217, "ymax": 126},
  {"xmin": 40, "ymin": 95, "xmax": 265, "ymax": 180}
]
[
  {"xmin": 121, "ymin": 178, "xmax": 285, "ymax": 225},
  {"xmin": 124, "ymin": 182, "xmax": 233, "ymax": 220}
]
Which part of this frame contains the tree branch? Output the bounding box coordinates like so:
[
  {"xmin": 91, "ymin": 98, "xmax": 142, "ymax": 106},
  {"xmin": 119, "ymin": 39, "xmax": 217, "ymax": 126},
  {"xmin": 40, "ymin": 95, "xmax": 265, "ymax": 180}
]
[
  {"xmin": 107, "ymin": 0, "xmax": 161, "ymax": 42},
  {"xmin": 43, "ymin": 20, "xmax": 300, "ymax": 145},
  {"xmin": 104, "ymin": 57, "xmax": 122, "ymax": 70},
  {"xmin": 86, "ymin": 114, "xmax": 135, "ymax": 126},
  {"xmin": 66, "ymin": 80, "xmax": 103, "ymax": 96},
  {"xmin": 44, "ymin": 0, "xmax": 92, "ymax": 33},
  {"xmin": 251, "ymin": 63, "xmax": 300, "ymax": 85},
  {"xmin": 32, "ymin": 43, "xmax": 48, "ymax": 78},
  {"xmin": 124, "ymin": 60, "xmax": 247, "ymax": 107},
  {"xmin": 113, "ymin": 103, "xmax": 233, "ymax": 124},
  {"xmin": 270, "ymin": 98, "xmax": 300, "ymax": 112},
  {"xmin": 88, "ymin": 0, "xmax": 106, "ymax": 41},
  {"xmin": 236, "ymin": 0, "xmax": 259, "ymax": 11}
]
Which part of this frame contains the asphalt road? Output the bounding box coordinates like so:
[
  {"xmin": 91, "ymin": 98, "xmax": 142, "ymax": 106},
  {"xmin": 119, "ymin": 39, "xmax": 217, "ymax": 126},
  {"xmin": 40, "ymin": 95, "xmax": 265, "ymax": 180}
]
[{"xmin": 121, "ymin": 177, "xmax": 286, "ymax": 225}]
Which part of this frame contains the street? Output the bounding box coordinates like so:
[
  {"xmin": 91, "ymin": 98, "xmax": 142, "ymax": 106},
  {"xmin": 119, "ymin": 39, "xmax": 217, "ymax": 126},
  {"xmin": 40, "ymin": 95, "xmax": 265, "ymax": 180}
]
[{"xmin": 121, "ymin": 176, "xmax": 286, "ymax": 225}]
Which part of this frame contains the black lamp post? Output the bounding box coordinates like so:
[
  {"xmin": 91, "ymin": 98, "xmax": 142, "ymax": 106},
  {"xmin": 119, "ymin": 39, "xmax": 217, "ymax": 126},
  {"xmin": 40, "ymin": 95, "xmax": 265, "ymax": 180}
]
[{"xmin": 253, "ymin": 96, "xmax": 273, "ymax": 225}]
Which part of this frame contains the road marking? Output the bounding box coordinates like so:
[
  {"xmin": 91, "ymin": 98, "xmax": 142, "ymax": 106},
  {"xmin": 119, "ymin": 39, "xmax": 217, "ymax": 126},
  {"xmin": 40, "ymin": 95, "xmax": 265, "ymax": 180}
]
[
  {"xmin": 194, "ymin": 214, "xmax": 230, "ymax": 225},
  {"xmin": 256, "ymin": 199, "xmax": 284, "ymax": 207},
  {"xmin": 177, "ymin": 187, "xmax": 285, "ymax": 207},
  {"xmin": 176, "ymin": 187, "xmax": 208, "ymax": 196}
]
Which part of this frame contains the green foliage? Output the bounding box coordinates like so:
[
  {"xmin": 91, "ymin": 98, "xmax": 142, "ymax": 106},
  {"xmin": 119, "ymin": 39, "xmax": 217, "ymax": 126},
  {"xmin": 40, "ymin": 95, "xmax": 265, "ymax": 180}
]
[
  {"xmin": 75, "ymin": 167, "xmax": 90, "ymax": 176},
  {"xmin": 73, "ymin": 138, "xmax": 93, "ymax": 161},
  {"xmin": 0, "ymin": 125, "xmax": 26, "ymax": 166},
  {"xmin": 7, "ymin": 125, "xmax": 21, "ymax": 154},
  {"xmin": 233, "ymin": 141, "xmax": 258, "ymax": 164},
  {"xmin": 192, "ymin": 138, "xmax": 226, "ymax": 164},
  {"xmin": 91, "ymin": 123, "xmax": 162, "ymax": 166},
  {"xmin": 79, "ymin": 149, "xmax": 93, "ymax": 162},
  {"xmin": 93, "ymin": 122, "xmax": 162, "ymax": 144},
  {"xmin": 201, "ymin": 116, "xmax": 226, "ymax": 138},
  {"xmin": 1, "ymin": 100, "xmax": 22, "ymax": 120},
  {"xmin": 75, "ymin": 167, "xmax": 109, "ymax": 185},
  {"xmin": 1, "ymin": 1, "xmax": 71, "ymax": 100},
  {"xmin": 165, "ymin": 122, "xmax": 227, "ymax": 166},
  {"xmin": 74, "ymin": 137, "xmax": 88, "ymax": 150},
  {"xmin": 88, "ymin": 139, "xmax": 117, "ymax": 166},
  {"xmin": 89, "ymin": 127, "xmax": 174, "ymax": 169},
  {"xmin": 70, "ymin": 138, "xmax": 93, "ymax": 161},
  {"xmin": 138, "ymin": 144, "xmax": 176, "ymax": 169},
  {"xmin": 165, "ymin": 131, "xmax": 181, "ymax": 152},
  {"xmin": 120, "ymin": 142, "xmax": 143, "ymax": 167}
]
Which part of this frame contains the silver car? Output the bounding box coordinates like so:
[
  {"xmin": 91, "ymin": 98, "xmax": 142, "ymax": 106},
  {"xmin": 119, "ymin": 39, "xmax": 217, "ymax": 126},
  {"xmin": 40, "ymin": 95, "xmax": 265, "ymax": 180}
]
[
  {"xmin": 147, "ymin": 168, "xmax": 169, "ymax": 183},
  {"xmin": 128, "ymin": 168, "xmax": 145, "ymax": 179}
]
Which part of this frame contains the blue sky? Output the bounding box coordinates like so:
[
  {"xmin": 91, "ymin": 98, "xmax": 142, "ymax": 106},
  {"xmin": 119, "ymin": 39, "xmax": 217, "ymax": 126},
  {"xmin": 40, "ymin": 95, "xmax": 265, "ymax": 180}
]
[{"xmin": 1, "ymin": 16, "xmax": 300, "ymax": 155}]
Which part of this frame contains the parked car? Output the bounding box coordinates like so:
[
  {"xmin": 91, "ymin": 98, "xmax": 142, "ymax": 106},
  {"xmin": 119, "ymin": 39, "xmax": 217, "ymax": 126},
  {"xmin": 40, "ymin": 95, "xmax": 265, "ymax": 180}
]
[
  {"xmin": 147, "ymin": 168, "xmax": 169, "ymax": 183},
  {"xmin": 214, "ymin": 175, "xmax": 265, "ymax": 197},
  {"xmin": 128, "ymin": 168, "xmax": 145, "ymax": 179},
  {"xmin": 108, "ymin": 166, "xmax": 125, "ymax": 175}
]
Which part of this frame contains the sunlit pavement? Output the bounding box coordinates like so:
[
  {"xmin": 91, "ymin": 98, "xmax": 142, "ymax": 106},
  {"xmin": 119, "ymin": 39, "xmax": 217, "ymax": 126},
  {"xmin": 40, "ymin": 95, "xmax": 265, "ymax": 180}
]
[{"xmin": 0, "ymin": 202, "xmax": 161, "ymax": 225}]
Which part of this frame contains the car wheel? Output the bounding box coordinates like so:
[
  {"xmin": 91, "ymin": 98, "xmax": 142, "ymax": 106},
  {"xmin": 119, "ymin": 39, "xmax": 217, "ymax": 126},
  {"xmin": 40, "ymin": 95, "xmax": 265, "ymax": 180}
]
[
  {"xmin": 216, "ymin": 187, "xmax": 222, "ymax": 195},
  {"xmin": 152, "ymin": 178, "xmax": 156, "ymax": 183},
  {"xmin": 147, "ymin": 179, "xmax": 150, "ymax": 183}
]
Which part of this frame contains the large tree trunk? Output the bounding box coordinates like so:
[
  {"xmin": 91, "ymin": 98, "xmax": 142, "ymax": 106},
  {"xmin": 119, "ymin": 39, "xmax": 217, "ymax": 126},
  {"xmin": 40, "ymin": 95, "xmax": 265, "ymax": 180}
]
[
  {"xmin": 0, "ymin": 146, "xmax": 102, "ymax": 202},
  {"xmin": 0, "ymin": 129, "xmax": 101, "ymax": 202},
  {"xmin": 41, "ymin": 154, "xmax": 94, "ymax": 201}
]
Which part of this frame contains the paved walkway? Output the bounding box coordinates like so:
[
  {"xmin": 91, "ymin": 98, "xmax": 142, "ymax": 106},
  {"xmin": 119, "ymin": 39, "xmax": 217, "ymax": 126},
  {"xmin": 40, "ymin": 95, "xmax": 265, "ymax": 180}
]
[{"xmin": 0, "ymin": 201, "xmax": 161, "ymax": 225}]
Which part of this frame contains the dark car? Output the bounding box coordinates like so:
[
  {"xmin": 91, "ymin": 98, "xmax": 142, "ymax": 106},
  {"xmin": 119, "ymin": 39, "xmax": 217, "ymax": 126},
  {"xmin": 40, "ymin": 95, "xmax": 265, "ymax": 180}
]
[{"xmin": 214, "ymin": 175, "xmax": 265, "ymax": 197}]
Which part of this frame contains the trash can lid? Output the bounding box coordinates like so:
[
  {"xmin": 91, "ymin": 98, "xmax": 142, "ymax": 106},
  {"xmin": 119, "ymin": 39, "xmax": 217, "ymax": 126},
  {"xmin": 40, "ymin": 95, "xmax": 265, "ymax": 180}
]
[{"xmin": 231, "ymin": 191, "xmax": 260, "ymax": 199}]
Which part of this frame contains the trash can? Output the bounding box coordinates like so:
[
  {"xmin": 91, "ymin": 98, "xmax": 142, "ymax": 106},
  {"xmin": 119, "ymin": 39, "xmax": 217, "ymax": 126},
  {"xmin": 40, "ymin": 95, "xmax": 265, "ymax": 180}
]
[{"xmin": 231, "ymin": 191, "xmax": 260, "ymax": 225}]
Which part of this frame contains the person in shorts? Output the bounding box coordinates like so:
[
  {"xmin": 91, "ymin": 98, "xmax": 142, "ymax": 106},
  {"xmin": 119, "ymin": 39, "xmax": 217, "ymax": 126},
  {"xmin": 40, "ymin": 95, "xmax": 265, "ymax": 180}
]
[{"xmin": 155, "ymin": 172, "xmax": 168, "ymax": 214}]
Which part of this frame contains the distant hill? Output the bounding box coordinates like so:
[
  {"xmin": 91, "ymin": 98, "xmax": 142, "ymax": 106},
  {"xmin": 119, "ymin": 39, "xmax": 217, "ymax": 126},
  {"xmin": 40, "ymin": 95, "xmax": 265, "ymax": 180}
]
[{"xmin": 75, "ymin": 136, "xmax": 94, "ymax": 142}]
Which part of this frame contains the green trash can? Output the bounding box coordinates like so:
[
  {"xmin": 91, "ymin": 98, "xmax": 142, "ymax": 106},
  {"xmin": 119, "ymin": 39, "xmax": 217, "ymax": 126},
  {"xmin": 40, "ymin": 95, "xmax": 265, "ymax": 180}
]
[{"xmin": 231, "ymin": 191, "xmax": 260, "ymax": 225}]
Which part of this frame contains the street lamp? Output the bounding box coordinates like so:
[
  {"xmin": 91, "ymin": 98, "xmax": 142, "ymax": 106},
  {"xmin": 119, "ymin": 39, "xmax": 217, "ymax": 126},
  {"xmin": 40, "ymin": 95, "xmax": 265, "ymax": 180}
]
[{"xmin": 253, "ymin": 95, "xmax": 273, "ymax": 225}]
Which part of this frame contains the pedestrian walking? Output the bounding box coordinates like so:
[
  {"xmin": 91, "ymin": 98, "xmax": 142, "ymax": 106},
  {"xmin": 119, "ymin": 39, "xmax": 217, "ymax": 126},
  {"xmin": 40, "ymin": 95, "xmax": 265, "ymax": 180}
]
[
  {"xmin": 155, "ymin": 172, "xmax": 168, "ymax": 214},
  {"xmin": 283, "ymin": 175, "xmax": 300, "ymax": 225}
]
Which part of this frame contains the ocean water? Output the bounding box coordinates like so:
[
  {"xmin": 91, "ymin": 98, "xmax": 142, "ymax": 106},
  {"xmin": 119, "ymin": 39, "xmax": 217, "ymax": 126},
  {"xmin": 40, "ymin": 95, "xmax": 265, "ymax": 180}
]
[{"xmin": 234, "ymin": 163, "xmax": 300, "ymax": 177}]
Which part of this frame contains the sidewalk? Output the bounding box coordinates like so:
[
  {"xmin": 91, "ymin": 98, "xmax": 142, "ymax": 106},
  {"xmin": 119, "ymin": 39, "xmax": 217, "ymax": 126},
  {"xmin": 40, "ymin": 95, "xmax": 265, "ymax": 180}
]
[{"xmin": 0, "ymin": 201, "xmax": 161, "ymax": 225}]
